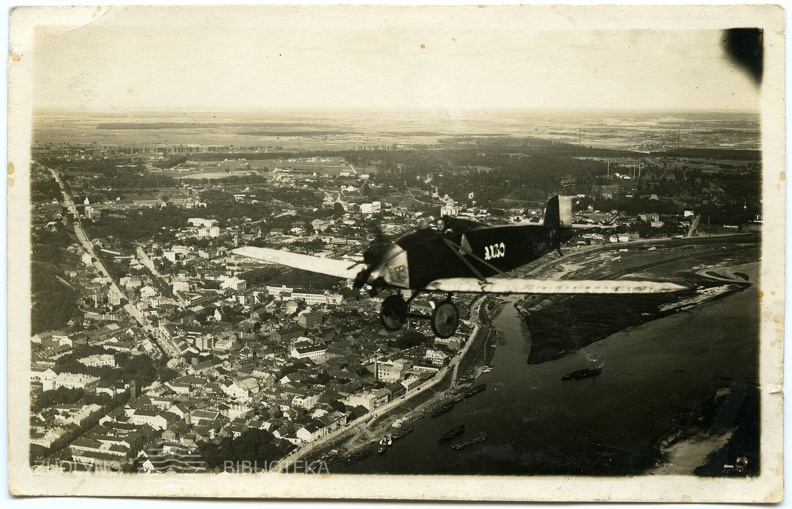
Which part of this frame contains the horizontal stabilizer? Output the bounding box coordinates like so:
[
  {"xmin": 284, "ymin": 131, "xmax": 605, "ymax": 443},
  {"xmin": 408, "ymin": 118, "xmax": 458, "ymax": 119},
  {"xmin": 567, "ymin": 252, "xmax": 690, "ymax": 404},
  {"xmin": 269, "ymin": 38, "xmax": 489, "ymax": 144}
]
[
  {"xmin": 232, "ymin": 247, "xmax": 359, "ymax": 280},
  {"xmin": 424, "ymin": 277, "xmax": 687, "ymax": 294}
]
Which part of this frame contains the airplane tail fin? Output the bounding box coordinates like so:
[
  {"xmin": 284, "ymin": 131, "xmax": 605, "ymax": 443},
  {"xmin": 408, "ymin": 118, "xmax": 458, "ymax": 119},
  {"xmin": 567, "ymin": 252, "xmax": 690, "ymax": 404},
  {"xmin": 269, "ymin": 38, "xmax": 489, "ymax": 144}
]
[{"xmin": 543, "ymin": 195, "xmax": 572, "ymax": 229}]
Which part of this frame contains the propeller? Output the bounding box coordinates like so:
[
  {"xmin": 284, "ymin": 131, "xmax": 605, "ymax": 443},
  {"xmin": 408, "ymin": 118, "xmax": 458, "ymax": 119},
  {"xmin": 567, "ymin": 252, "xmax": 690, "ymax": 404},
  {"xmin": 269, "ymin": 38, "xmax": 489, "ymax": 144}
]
[{"xmin": 353, "ymin": 223, "xmax": 390, "ymax": 290}]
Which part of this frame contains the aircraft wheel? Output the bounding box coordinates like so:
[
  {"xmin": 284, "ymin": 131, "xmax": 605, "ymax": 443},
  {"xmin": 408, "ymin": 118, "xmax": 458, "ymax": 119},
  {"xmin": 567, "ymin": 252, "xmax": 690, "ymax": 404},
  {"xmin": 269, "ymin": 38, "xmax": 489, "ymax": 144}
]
[
  {"xmin": 380, "ymin": 294, "xmax": 408, "ymax": 331},
  {"xmin": 431, "ymin": 300, "xmax": 459, "ymax": 338}
]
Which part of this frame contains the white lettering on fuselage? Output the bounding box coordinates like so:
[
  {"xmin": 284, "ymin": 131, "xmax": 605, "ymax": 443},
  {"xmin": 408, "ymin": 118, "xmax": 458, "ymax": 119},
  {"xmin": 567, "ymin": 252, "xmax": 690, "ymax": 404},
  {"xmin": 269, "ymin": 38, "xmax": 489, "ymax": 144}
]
[{"xmin": 484, "ymin": 242, "xmax": 506, "ymax": 261}]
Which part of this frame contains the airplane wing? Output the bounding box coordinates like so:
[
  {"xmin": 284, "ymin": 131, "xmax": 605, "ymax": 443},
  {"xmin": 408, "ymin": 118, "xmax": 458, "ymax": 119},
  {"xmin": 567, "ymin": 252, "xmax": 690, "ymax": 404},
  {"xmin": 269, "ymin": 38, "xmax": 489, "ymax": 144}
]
[
  {"xmin": 424, "ymin": 277, "xmax": 686, "ymax": 294},
  {"xmin": 532, "ymin": 220, "xmax": 615, "ymax": 229},
  {"xmin": 572, "ymin": 224, "xmax": 616, "ymax": 230},
  {"xmin": 232, "ymin": 247, "xmax": 360, "ymax": 280}
]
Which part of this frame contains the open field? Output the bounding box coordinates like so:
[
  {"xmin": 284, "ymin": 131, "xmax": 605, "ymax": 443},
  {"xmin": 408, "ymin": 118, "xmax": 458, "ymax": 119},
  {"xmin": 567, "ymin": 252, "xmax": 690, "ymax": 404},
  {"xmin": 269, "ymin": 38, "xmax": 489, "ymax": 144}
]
[{"xmin": 33, "ymin": 110, "xmax": 760, "ymax": 153}]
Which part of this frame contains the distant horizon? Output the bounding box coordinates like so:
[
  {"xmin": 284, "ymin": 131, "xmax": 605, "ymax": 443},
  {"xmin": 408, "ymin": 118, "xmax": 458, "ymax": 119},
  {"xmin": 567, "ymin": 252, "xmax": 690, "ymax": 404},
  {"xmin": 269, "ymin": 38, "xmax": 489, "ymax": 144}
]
[
  {"xmin": 32, "ymin": 107, "xmax": 761, "ymax": 118},
  {"xmin": 31, "ymin": 104, "xmax": 761, "ymax": 152}
]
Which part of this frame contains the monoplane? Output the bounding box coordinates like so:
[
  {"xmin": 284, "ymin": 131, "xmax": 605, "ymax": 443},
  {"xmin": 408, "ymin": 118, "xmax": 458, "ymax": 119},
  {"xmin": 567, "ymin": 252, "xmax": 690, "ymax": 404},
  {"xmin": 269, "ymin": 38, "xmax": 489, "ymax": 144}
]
[{"xmin": 233, "ymin": 196, "xmax": 684, "ymax": 337}]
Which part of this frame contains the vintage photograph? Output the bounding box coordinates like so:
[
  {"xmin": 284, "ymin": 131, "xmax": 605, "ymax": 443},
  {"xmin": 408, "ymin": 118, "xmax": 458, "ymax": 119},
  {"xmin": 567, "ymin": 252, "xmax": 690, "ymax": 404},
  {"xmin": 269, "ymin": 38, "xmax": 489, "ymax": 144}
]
[{"xmin": 7, "ymin": 4, "xmax": 784, "ymax": 502}]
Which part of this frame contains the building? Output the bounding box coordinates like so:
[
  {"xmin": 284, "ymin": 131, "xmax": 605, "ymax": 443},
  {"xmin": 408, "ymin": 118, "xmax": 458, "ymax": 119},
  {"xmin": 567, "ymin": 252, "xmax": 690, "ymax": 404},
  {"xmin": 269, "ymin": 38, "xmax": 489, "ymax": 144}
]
[
  {"xmin": 43, "ymin": 372, "xmax": 101, "ymax": 392},
  {"xmin": 213, "ymin": 335, "xmax": 236, "ymax": 353},
  {"xmin": 290, "ymin": 342, "xmax": 328, "ymax": 360},
  {"xmin": 638, "ymin": 213, "xmax": 660, "ymax": 222},
  {"xmin": 99, "ymin": 248, "xmax": 137, "ymax": 263},
  {"xmin": 266, "ymin": 285, "xmax": 294, "ymax": 299},
  {"xmin": 400, "ymin": 376, "xmax": 424, "ymax": 391},
  {"xmin": 127, "ymin": 407, "xmax": 169, "ymax": 431},
  {"xmin": 317, "ymin": 411, "xmax": 347, "ymax": 432},
  {"xmin": 85, "ymin": 206, "xmax": 102, "ymax": 220},
  {"xmin": 34, "ymin": 368, "xmax": 57, "ymax": 385},
  {"xmin": 221, "ymin": 277, "xmax": 247, "ymax": 291},
  {"xmin": 287, "ymin": 290, "xmax": 344, "ymax": 306},
  {"xmin": 195, "ymin": 336, "xmax": 216, "ymax": 351},
  {"xmin": 283, "ymin": 300, "xmax": 300, "ymax": 315},
  {"xmin": 220, "ymin": 380, "xmax": 250, "ymax": 402},
  {"xmin": 297, "ymin": 311, "xmax": 324, "ymax": 330},
  {"xmin": 292, "ymin": 393, "xmax": 319, "ymax": 410},
  {"xmin": 158, "ymin": 323, "xmax": 179, "ymax": 341},
  {"xmin": 190, "ymin": 409, "xmax": 221, "ymax": 425},
  {"xmin": 165, "ymin": 375, "xmax": 207, "ymax": 395},
  {"xmin": 290, "ymin": 290, "xmax": 327, "ymax": 305},
  {"xmin": 344, "ymin": 390, "xmax": 389, "ymax": 411},
  {"xmin": 375, "ymin": 358, "xmax": 412, "ymax": 382},
  {"xmin": 78, "ymin": 354, "xmax": 116, "ymax": 368},
  {"xmin": 107, "ymin": 286, "xmax": 124, "ymax": 307},
  {"xmin": 140, "ymin": 286, "xmax": 158, "ymax": 299},
  {"xmin": 271, "ymin": 325, "xmax": 304, "ymax": 343},
  {"xmin": 434, "ymin": 336, "xmax": 462, "ymax": 351},
  {"xmin": 296, "ymin": 423, "xmax": 326, "ymax": 443},
  {"xmin": 188, "ymin": 218, "xmax": 218, "ymax": 228},
  {"xmin": 360, "ymin": 202, "xmax": 382, "ymax": 215},
  {"xmin": 425, "ymin": 349, "xmax": 450, "ymax": 367},
  {"xmin": 326, "ymin": 292, "xmax": 343, "ymax": 305},
  {"xmin": 69, "ymin": 438, "xmax": 128, "ymax": 467},
  {"xmin": 120, "ymin": 276, "xmax": 143, "ymax": 290},
  {"xmin": 96, "ymin": 380, "xmax": 131, "ymax": 398},
  {"xmin": 172, "ymin": 280, "xmax": 191, "ymax": 293},
  {"xmin": 218, "ymin": 403, "xmax": 254, "ymax": 420},
  {"xmin": 592, "ymin": 183, "xmax": 621, "ymax": 199},
  {"xmin": 440, "ymin": 202, "xmax": 460, "ymax": 217},
  {"xmin": 386, "ymin": 382, "xmax": 406, "ymax": 400}
]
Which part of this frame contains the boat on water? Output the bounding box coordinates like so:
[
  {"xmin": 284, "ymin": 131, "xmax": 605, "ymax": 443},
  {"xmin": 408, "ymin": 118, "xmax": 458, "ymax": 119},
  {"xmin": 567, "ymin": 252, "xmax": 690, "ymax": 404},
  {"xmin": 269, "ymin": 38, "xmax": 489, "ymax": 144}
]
[
  {"xmin": 391, "ymin": 426, "xmax": 414, "ymax": 440},
  {"xmin": 431, "ymin": 402, "xmax": 455, "ymax": 418},
  {"xmin": 345, "ymin": 447, "xmax": 372, "ymax": 466},
  {"xmin": 451, "ymin": 432, "xmax": 488, "ymax": 450},
  {"xmin": 307, "ymin": 459, "xmax": 328, "ymax": 473},
  {"xmin": 464, "ymin": 384, "xmax": 486, "ymax": 398},
  {"xmin": 561, "ymin": 367, "xmax": 603, "ymax": 382},
  {"xmin": 439, "ymin": 425, "xmax": 466, "ymax": 444},
  {"xmin": 377, "ymin": 435, "xmax": 393, "ymax": 454}
]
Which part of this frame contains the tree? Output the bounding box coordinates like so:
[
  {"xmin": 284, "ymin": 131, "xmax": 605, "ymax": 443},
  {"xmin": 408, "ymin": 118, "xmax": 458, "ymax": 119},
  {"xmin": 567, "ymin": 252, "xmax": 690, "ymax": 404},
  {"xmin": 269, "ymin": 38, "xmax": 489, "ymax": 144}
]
[
  {"xmin": 328, "ymin": 400, "xmax": 347, "ymax": 413},
  {"xmin": 198, "ymin": 429, "xmax": 294, "ymax": 469},
  {"xmin": 390, "ymin": 329, "xmax": 429, "ymax": 349},
  {"xmin": 33, "ymin": 387, "xmax": 85, "ymax": 411}
]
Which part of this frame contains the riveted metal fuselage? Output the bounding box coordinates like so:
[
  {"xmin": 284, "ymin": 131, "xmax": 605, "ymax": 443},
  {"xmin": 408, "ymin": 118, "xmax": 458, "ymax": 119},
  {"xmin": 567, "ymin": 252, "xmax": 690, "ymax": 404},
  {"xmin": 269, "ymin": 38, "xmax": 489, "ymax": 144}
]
[{"xmin": 375, "ymin": 224, "xmax": 574, "ymax": 290}]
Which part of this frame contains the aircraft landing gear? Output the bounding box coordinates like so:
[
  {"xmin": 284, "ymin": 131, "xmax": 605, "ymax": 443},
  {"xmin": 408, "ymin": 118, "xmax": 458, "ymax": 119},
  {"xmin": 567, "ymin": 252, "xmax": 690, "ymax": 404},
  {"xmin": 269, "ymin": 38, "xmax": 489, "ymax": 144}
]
[
  {"xmin": 431, "ymin": 299, "xmax": 459, "ymax": 338},
  {"xmin": 380, "ymin": 294, "xmax": 408, "ymax": 331},
  {"xmin": 380, "ymin": 292, "xmax": 459, "ymax": 337}
]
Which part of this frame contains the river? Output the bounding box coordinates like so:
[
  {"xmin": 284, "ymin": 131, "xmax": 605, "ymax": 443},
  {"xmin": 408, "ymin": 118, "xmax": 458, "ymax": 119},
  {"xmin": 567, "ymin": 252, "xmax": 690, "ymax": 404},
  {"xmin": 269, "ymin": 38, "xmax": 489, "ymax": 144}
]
[{"xmin": 341, "ymin": 261, "xmax": 759, "ymax": 475}]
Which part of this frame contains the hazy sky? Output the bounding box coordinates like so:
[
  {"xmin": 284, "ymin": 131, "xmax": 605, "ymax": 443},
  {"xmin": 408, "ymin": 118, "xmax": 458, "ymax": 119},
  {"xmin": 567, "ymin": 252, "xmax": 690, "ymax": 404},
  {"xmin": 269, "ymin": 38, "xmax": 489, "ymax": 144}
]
[{"xmin": 31, "ymin": 6, "xmax": 762, "ymax": 114}]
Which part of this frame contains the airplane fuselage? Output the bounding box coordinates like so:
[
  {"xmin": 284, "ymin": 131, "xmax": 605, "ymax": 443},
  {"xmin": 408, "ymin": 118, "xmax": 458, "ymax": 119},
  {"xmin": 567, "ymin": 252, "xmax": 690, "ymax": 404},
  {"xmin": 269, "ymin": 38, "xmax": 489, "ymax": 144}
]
[{"xmin": 373, "ymin": 221, "xmax": 575, "ymax": 291}]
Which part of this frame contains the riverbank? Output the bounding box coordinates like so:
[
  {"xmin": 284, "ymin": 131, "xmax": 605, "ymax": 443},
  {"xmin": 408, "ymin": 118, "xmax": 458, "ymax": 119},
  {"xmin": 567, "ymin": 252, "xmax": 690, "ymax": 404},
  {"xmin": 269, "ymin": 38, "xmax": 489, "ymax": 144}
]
[
  {"xmin": 295, "ymin": 297, "xmax": 491, "ymax": 467},
  {"xmin": 515, "ymin": 237, "xmax": 759, "ymax": 364},
  {"xmin": 650, "ymin": 377, "xmax": 759, "ymax": 476},
  {"xmin": 338, "ymin": 237, "xmax": 760, "ymax": 475}
]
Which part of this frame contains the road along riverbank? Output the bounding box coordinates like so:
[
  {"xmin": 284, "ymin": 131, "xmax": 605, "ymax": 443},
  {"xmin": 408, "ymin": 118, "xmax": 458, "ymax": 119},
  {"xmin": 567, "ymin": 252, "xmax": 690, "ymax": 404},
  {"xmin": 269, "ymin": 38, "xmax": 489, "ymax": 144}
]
[{"xmin": 337, "ymin": 237, "xmax": 759, "ymax": 475}]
